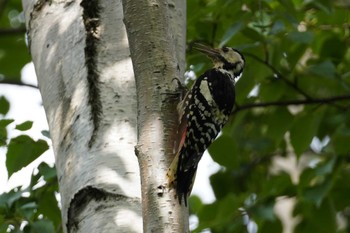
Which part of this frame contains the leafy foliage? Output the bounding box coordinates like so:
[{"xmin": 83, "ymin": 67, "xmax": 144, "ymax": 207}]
[
  {"xmin": 0, "ymin": 0, "xmax": 30, "ymax": 79},
  {"xmin": 1, "ymin": 0, "xmax": 350, "ymax": 232},
  {"xmin": 187, "ymin": 0, "xmax": 350, "ymax": 232},
  {"xmin": 0, "ymin": 162, "xmax": 60, "ymax": 233},
  {"xmin": 6, "ymin": 135, "xmax": 49, "ymax": 177},
  {"xmin": 1, "ymin": 0, "xmax": 61, "ymax": 232},
  {"xmin": 0, "ymin": 117, "xmax": 59, "ymax": 232}
]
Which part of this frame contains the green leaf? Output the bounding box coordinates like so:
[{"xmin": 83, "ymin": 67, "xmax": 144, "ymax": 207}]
[
  {"xmin": 19, "ymin": 202, "xmax": 38, "ymax": 220},
  {"xmin": 287, "ymin": 31, "xmax": 313, "ymax": 44},
  {"xmin": 311, "ymin": 0, "xmax": 333, "ymax": 14},
  {"xmin": 298, "ymin": 157, "xmax": 336, "ymax": 206},
  {"xmin": 259, "ymin": 79, "xmax": 287, "ymax": 102},
  {"xmin": 294, "ymin": 198, "xmax": 336, "ymax": 233},
  {"xmin": 252, "ymin": 199, "xmax": 276, "ymax": 221},
  {"xmin": 41, "ymin": 130, "xmax": 51, "ymax": 139},
  {"xmin": 241, "ymin": 27, "xmax": 266, "ymax": 42},
  {"xmin": 260, "ymin": 219, "xmax": 283, "ymax": 233},
  {"xmin": 0, "ymin": 36, "xmax": 31, "ymax": 77},
  {"xmin": 314, "ymin": 156, "xmax": 336, "ymax": 176},
  {"xmin": 196, "ymin": 194, "xmax": 242, "ymax": 232},
  {"xmin": 302, "ymin": 176, "xmax": 333, "ymax": 207},
  {"xmin": 262, "ymin": 172, "xmax": 294, "ymax": 196},
  {"xmin": 270, "ymin": 20, "xmax": 285, "ymax": 35},
  {"xmin": 219, "ymin": 22, "xmax": 243, "ymax": 47},
  {"xmin": 210, "ymin": 170, "xmax": 234, "ymax": 199},
  {"xmin": 331, "ymin": 166, "xmax": 350, "ymax": 209},
  {"xmin": 284, "ymin": 44, "xmax": 308, "ymax": 70},
  {"xmin": 37, "ymin": 190, "xmax": 60, "ymax": 227},
  {"xmin": 307, "ymin": 61, "xmax": 336, "ymax": 78},
  {"xmin": 0, "ymin": 119, "xmax": 14, "ymax": 127},
  {"xmin": 0, "ymin": 222, "xmax": 8, "ymax": 233},
  {"xmin": 215, "ymin": 194, "xmax": 241, "ymax": 223},
  {"xmin": 195, "ymin": 202, "xmax": 219, "ymax": 231},
  {"xmin": 28, "ymin": 172, "xmax": 41, "ymax": 190},
  {"xmin": 290, "ymin": 108, "xmax": 324, "ymax": 156},
  {"xmin": 0, "ymin": 119, "xmax": 14, "ymax": 147},
  {"xmin": 0, "ymin": 96, "xmax": 10, "ymax": 115},
  {"xmin": 31, "ymin": 220, "xmax": 55, "ymax": 233},
  {"xmin": 320, "ymin": 36, "xmax": 346, "ymax": 63},
  {"xmin": 297, "ymin": 73, "xmax": 347, "ymax": 98},
  {"xmin": 234, "ymin": 70, "xmax": 258, "ymax": 103},
  {"xmin": 189, "ymin": 195, "xmax": 203, "ymax": 214},
  {"xmin": 208, "ymin": 135, "xmax": 238, "ymax": 169},
  {"xmin": 6, "ymin": 135, "xmax": 49, "ymax": 177},
  {"xmin": 0, "ymin": 189, "xmax": 23, "ymax": 208},
  {"xmin": 15, "ymin": 121, "xmax": 33, "ymax": 131},
  {"xmin": 331, "ymin": 127, "xmax": 350, "ymax": 154},
  {"xmin": 265, "ymin": 108, "xmax": 293, "ymax": 144},
  {"xmin": 38, "ymin": 163, "xmax": 57, "ymax": 181},
  {"xmin": 278, "ymin": 0, "xmax": 296, "ymax": 13}
]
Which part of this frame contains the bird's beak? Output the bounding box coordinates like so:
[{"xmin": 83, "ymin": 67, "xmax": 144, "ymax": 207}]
[{"xmin": 193, "ymin": 43, "xmax": 221, "ymax": 60}]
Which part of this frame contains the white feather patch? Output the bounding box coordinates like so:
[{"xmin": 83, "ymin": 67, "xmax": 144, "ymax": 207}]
[{"xmin": 199, "ymin": 79, "xmax": 212, "ymax": 104}]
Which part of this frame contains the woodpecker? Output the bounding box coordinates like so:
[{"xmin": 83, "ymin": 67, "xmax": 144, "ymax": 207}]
[{"xmin": 167, "ymin": 43, "xmax": 245, "ymax": 206}]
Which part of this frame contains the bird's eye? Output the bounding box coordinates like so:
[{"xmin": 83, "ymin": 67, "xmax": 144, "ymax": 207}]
[{"xmin": 222, "ymin": 47, "xmax": 229, "ymax": 53}]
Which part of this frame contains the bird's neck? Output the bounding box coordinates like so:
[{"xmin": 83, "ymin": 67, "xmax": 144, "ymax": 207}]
[{"xmin": 214, "ymin": 65, "xmax": 235, "ymax": 83}]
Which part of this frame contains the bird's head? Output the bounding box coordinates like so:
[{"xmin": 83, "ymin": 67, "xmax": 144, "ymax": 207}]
[{"xmin": 193, "ymin": 43, "xmax": 245, "ymax": 78}]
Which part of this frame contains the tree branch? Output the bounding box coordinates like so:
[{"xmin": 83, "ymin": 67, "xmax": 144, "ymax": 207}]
[
  {"xmin": 233, "ymin": 94, "xmax": 350, "ymax": 114},
  {"xmin": 244, "ymin": 52, "xmax": 313, "ymax": 99},
  {"xmin": 0, "ymin": 80, "xmax": 38, "ymax": 89},
  {"xmin": 0, "ymin": 27, "xmax": 26, "ymax": 36}
]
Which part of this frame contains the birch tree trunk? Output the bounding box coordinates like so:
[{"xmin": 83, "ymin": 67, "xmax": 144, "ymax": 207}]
[
  {"xmin": 22, "ymin": 0, "xmax": 142, "ymax": 232},
  {"xmin": 122, "ymin": 0, "xmax": 188, "ymax": 232},
  {"xmin": 22, "ymin": 0, "xmax": 188, "ymax": 232}
]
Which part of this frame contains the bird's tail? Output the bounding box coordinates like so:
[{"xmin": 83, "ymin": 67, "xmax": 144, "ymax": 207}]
[{"xmin": 176, "ymin": 163, "xmax": 197, "ymax": 206}]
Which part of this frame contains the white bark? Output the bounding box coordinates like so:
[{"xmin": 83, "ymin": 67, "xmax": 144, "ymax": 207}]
[{"xmin": 22, "ymin": 0, "xmax": 142, "ymax": 232}]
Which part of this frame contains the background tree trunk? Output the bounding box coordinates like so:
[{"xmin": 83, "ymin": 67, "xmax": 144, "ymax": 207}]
[{"xmin": 22, "ymin": 0, "xmax": 142, "ymax": 232}]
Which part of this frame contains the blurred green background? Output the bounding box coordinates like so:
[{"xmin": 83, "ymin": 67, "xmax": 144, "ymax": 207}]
[{"xmin": 1, "ymin": 0, "xmax": 350, "ymax": 232}]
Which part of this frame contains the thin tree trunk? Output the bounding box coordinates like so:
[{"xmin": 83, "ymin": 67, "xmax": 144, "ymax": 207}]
[
  {"xmin": 22, "ymin": 0, "xmax": 142, "ymax": 232},
  {"xmin": 122, "ymin": 0, "xmax": 189, "ymax": 232}
]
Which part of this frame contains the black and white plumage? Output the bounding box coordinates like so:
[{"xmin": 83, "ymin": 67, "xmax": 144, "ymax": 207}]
[{"xmin": 167, "ymin": 43, "xmax": 245, "ymax": 206}]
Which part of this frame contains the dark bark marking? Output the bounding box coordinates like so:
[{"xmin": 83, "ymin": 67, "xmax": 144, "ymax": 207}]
[
  {"xmin": 80, "ymin": 0, "xmax": 102, "ymax": 148},
  {"xmin": 66, "ymin": 186, "xmax": 105, "ymax": 233},
  {"xmin": 66, "ymin": 186, "xmax": 135, "ymax": 233}
]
